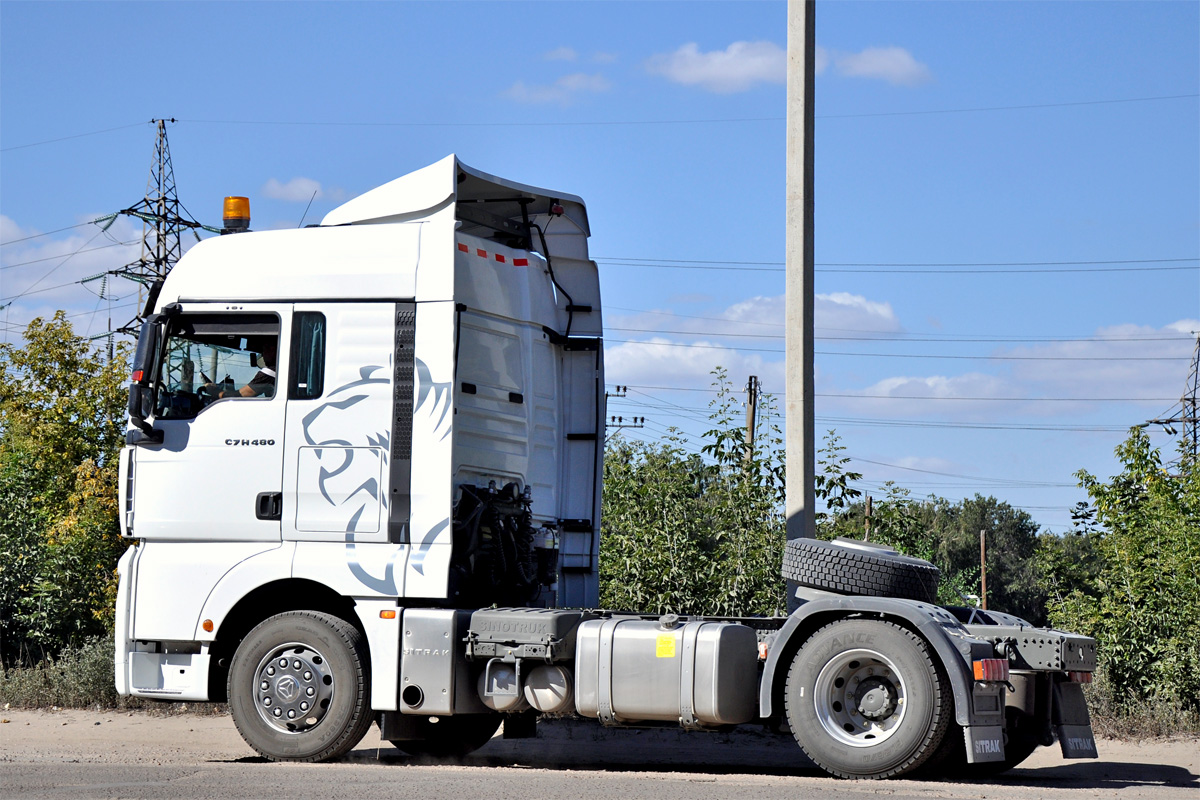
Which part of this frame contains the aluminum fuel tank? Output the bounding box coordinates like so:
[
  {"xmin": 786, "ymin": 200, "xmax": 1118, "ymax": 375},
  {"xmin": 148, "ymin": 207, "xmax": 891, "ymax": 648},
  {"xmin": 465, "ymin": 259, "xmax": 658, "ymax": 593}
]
[{"xmin": 574, "ymin": 617, "xmax": 758, "ymax": 727}]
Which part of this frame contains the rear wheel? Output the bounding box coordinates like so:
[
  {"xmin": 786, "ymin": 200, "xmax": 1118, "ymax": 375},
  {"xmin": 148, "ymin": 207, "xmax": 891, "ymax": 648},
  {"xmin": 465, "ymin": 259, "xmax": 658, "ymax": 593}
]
[
  {"xmin": 785, "ymin": 619, "xmax": 952, "ymax": 779},
  {"xmin": 387, "ymin": 714, "xmax": 502, "ymax": 757},
  {"xmin": 228, "ymin": 611, "xmax": 374, "ymax": 762}
]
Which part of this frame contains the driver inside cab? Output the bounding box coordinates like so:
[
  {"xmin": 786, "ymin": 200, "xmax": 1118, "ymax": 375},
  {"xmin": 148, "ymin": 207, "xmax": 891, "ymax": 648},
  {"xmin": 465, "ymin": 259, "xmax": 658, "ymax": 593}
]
[{"xmin": 210, "ymin": 340, "xmax": 277, "ymax": 399}]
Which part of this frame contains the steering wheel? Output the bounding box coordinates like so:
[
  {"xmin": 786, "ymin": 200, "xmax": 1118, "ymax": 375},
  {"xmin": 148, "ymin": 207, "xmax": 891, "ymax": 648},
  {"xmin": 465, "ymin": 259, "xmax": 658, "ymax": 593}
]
[{"xmin": 197, "ymin": 383, "xmax": 222, "ymax": 405}]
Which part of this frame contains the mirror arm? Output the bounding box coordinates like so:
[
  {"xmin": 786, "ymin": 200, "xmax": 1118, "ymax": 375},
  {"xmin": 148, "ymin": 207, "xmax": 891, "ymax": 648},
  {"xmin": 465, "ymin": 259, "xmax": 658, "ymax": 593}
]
[{"xmin": 126, "ymin": 424, "xmax": 163, "ymax": 446}]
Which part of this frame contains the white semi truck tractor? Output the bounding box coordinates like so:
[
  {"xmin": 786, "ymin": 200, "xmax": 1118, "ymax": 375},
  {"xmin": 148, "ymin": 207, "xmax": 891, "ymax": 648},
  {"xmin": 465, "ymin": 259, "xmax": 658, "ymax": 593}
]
[{"xmin": 115, "ymin": 156, "xmax": 1098, "ymax": 778}]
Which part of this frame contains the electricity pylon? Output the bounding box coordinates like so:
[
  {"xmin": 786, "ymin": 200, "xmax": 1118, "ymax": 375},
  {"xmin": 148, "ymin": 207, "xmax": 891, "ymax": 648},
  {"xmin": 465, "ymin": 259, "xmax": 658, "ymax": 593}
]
[
  {"xmin": 111, "ymin": 118, "xmax": 205, "ymax": 332},
  {"xmin": 1142, "ymin": 334, "xmax": 1200, "ymax": 463},
  {"xmin": 1181, "ymin": 336, "xmax": 1200, "ymax": 461}
]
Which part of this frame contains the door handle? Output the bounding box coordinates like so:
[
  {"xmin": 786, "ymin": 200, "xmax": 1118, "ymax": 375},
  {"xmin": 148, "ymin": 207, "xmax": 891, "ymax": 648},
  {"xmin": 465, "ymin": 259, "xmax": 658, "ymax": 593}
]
[{"xmin": 256, "ymin": 492, "xmax": 282, "ymax": 521}]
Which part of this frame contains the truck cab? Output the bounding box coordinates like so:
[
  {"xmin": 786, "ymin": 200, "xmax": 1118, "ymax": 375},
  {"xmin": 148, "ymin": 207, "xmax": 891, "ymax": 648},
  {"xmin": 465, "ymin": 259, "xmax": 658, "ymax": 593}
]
[{"xmin": 116, "ymin": 155, "xmax": 603, "ymax": 709}]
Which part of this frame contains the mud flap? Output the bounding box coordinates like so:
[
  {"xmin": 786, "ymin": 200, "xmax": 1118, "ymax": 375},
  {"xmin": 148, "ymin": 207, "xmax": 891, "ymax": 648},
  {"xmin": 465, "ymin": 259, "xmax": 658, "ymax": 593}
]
[
  {"xmin": 964, "ymin": 724, "xmax": 1006, "ymax": 763},
  {"xmin": 1054, "ymin": 681, "xmax": 1098, "ymax": 759}
]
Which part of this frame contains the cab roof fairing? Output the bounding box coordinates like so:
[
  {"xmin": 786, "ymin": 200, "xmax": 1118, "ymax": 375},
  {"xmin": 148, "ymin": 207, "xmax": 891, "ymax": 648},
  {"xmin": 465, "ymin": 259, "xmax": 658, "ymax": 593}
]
[{"xmin": 320, "ymin": 154, "xmax": 590, "ymax": 250}]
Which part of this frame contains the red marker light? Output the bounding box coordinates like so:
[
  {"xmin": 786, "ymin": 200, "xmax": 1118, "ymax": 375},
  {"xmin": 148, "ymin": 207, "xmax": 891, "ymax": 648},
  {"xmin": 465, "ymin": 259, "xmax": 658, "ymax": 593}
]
[
  {"xmin": 973, "ymin": 658, "xmax": 1010, "ymax": 682},
  {"xmin": 132, "ymin": 369, "xmax": 144, "ymax": 383},
  {"xmin": 550, "ymin": 203, "xmax": 564, "ymax": 216}
]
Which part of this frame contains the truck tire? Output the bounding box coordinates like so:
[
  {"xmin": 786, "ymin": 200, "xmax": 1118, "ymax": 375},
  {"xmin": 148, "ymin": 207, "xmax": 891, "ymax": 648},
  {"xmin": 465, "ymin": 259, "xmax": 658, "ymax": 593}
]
[
  {"xmin": 387, "ymin": 714, "xmax": 502, "ymax": 758},
  {"xmin": 228, "ymin": 611, "xmax": 374, "ymax": 762},
  {"xmin": 782, "ymin": 537, "xmax": 940, "ymax": 604},
  {"xmin": 784, "ymin": 619, "xmax": 953, "ymax": 779}
]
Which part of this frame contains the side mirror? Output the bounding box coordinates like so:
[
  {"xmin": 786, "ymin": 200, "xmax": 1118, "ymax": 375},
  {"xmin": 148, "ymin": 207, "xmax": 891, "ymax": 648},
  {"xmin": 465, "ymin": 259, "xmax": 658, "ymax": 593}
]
[{"xmin": 127, "ymin": 316, "xmax": 163, "ymax": 441}]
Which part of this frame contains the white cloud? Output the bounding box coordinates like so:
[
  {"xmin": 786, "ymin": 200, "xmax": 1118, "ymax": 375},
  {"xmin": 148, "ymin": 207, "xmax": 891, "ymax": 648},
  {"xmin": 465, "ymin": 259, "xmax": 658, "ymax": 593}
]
[
  {"xmin": 719, "ymin": 292, "xmax": 901, "ymax": 334},
  {"xmin": 592, "ymin": 51, "xmax": 618, "ymax": 64},
  {"xmin": 645, "ymin": 41, "xmax": 787, "ymax": 94},
  {"xmin": 503, "ymin": 72, "xmax": 611, "ymax": 105},
  {"xmin": 0, "ymin": 214, "xmax": 24, "ymax": 243},
  {"xmin": 544, "ymin": 46, "xmax": 577, "ymax": 61},
  {"xmin": 262, "ymin": 177, "xmax": 326, "ymax": 203},
  {"xmin": 603, "ymin": 290, "xmax": 898, "ymax": 400},
  {"xmin": 823, "ymin": 320, "xmax": 1195, "ymax": 421},
  {"xmin": 605, "ymin": 336, "xmax": 785, "ymax": 397},
  {"xmin": 833, "ymin": 46, "xmax": 931, "ymax": 86},
  {"xmin": 1, "ymin": 214, "xmax": 148, "ymax": 339},
  {"xmin": 646, "ymin": 40, "xmax": 930, "ymax": 92},
  {"xmin": 1002, "ymin": 321, "xmax": 1197, "ymax": 403}
]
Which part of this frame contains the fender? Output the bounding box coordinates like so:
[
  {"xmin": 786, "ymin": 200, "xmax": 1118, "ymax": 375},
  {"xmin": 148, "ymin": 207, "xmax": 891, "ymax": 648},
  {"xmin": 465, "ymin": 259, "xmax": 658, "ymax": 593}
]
[
  {"xmin": 195, "ymin": 541, "xmax": 400, "ymax": 711},
  {"xmin": 758, "ymin": 596, "xmax": 991, "ymax": 727},
  {"xmin": 192, "ymin": 542, "xmax": 297, "ymax": 641}
]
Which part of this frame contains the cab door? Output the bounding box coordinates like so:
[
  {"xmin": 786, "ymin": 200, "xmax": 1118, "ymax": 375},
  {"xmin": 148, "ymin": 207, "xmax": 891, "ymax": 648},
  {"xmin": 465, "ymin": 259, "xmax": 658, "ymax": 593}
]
[{"xmin": 132, "ymin": 303, "xmax": 291, "ymax": 542}]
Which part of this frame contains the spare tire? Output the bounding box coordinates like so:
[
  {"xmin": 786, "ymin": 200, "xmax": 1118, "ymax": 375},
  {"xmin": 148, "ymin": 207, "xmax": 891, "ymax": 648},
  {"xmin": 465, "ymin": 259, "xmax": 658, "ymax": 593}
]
[{"xmin": 782, "ymin": 537, "xmax": 940, "ymax": 604}]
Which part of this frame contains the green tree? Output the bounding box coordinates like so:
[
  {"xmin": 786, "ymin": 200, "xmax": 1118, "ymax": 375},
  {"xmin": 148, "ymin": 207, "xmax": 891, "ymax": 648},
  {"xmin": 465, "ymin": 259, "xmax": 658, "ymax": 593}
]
[
  {"xmin": 1051, "ymin": 429, "xmax": 1200, "ymax": 711},
  {"xmin": 0, "ymin": 313, "xmax": 130, "ymax": 662},
  {"xmin": 929, "ymin": 495, "xmax": 1047, "ymax": 624},
  {"xmin": 813, "ymin": 430, "xmax": 862, "ymax": 524},
  {"xmin": 600, "ymin": 369, "xmax": 786, "ymax": 616}
]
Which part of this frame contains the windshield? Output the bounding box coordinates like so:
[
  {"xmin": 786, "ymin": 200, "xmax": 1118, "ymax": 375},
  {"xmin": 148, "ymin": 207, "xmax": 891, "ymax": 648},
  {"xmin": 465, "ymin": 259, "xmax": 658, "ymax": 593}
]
[{"xmin": 155, "ymin": 313, "xmax": 279, "ymax": 419}]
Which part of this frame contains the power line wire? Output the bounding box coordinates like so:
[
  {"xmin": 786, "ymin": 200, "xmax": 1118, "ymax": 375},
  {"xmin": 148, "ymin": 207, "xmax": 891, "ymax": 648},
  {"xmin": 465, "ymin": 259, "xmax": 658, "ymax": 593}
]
[
  {"xmin": 0, "ymin": 301, "xmax": 139, "ymax": 333},
  {"xmin": 612, "ymin": 383, "xmax": 1170, "ymax": 402},
  {"xmin": 175, "ymin": 93, "xmax": 1198, "ymax": 129},
  {"xmin": 1, "ymin": 240, "xmax": 138, "ymax": 270},
  {"xmin": 0, "ymin": 121, "xmax": 149, "ymax": 153},
  {"xmin": 0, "ymin": 278, "xmax": 97, "ymax": 303},
  {"xmin": 607, "ymin": 305, "xmax": 1194, "ymax": 342},
  {"xmin": 606, "ymin": 328, "xmax": 1189, "ymax": 359},
  {"xmin": 849, "ymin": 456, "xmax": 1075, "ymax": 487},
  {"xmin": 601, "ymin": 256, "xmax": 1198, "ymax": 267},
  {"xmin": 0, "ymin": 221, "xmax": 96, "ymax": 246},
  {"xmin": 613, "ymin": 395, "xmax": 1143, "ymax": 432},
  {"xmin": 2, "ymin": 227, "xmax": 107, "ymax": 303},
  {"xmin": 599, "ymin": 257, "xmax": 1198, "ymax": 275},
  {"xmin": 817, "ymin": 93, "xmax": 1199, "ymax": 119},
  {"xmin": 607, "ymin": 337, "xmax": 1191, "ymax": 360}
]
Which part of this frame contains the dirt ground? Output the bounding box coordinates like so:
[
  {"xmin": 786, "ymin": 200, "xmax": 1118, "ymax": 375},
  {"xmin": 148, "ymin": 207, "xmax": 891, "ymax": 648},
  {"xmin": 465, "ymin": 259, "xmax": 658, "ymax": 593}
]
[{"xmin": 1, "ymin": 708, "xmax": 1196, "ymax": 800}]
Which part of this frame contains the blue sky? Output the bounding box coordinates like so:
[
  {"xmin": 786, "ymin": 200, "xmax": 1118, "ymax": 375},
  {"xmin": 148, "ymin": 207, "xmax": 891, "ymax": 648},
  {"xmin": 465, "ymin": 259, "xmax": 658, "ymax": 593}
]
[{"xmin": 2, "ymin": 1, "xmax": 1197, "ymax": 531}]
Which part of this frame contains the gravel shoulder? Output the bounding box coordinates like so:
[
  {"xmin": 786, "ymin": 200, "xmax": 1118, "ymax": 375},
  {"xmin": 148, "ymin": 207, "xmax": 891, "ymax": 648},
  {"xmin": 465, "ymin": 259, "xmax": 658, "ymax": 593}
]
[{"xmin": 1, "ymin": 708, "xmax": 1196, "ymax": 800}]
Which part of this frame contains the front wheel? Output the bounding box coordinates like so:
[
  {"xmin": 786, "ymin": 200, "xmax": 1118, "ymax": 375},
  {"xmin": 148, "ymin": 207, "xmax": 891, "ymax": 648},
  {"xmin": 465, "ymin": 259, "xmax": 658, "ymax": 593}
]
[
  {"xmin": 784, "ymin": 619, "xmax": 953, "ymax": 779},
  {"xmin": 228, "ymin": 611, "xmax": 374, "ymax": 762}
]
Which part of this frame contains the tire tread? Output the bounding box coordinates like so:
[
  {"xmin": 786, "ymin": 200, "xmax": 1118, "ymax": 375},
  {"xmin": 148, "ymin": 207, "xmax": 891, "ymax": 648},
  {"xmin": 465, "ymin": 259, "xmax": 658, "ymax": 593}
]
[
  {"xmin": 782, "ymin": 538, "xmax": 940, "ymax": 603},
  {"xmin": 228, "ymin": 610, "xmax": 374, "ymax": 763}
]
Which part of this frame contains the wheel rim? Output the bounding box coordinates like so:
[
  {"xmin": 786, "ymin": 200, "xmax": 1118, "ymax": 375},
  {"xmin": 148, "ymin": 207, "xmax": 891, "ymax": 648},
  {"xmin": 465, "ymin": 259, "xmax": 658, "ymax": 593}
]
[
  {"xmin": 812, "ymin": 647, "xmax": 908, "ymax": 748},
  {"xmin": 253, "ymin": 641, "xmax": 335, "ymax": 734}
]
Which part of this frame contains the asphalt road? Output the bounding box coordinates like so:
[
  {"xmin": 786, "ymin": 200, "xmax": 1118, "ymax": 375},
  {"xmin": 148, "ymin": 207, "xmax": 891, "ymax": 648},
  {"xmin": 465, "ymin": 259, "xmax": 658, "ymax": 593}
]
[{"xmin": 1, "ymin": 709, "xmax": 1196, "ymax": 800}]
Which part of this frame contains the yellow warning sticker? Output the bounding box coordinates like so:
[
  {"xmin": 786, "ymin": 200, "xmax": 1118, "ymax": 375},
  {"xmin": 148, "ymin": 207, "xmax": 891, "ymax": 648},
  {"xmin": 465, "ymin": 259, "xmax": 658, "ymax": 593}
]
[{"xmin": 656, "ymin": 634, "xmax": 677, "ymax": 658}]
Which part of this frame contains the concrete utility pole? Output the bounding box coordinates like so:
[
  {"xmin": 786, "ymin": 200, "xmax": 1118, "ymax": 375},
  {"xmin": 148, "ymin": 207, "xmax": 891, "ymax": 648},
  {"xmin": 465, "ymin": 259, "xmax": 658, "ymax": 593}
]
[
  {"xmin": 744, "ymin": 375, "xmax": 760, "ymax": 463},
  {"xmin": 980, "ymin": 529, "xmax": 988, "ymax": 611},
  {"xmin": 785, "ymin": 0, "xmax": 817, "ymax": 610}
]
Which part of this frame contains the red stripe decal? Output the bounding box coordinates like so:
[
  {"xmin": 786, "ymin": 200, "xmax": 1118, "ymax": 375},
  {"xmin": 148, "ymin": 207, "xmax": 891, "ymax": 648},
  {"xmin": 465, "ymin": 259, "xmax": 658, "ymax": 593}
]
[
  {"xmin": 495, "ymin": 254, "xmax": 506, "ymax": 263},
  {"xmin": 476, "ymin": 248, "xmax": 487, "ymax": 258},
  {"xmin": 513, "ymin": 258, "xmax": 528, "ymax": 267},
  {"xmin": 457, "ymin": 243, "xmax": 468, "ymax": 252}
]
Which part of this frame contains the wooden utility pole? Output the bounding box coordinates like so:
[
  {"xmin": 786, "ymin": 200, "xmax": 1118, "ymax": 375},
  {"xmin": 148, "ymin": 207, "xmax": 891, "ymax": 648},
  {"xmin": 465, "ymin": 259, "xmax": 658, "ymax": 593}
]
[
  {"xmin": 744, "ymin": 375, "xmax": 760, "ymax": 463},
  {"xmin": 980, "ymin": 529, "xmax": 988, "ymax": 610},
  {"xmin": 785, "ymin": 0, "xmax": 817, "ymax": 611},
  {"xmin": 864, "ymin": 495, "xmax": 873, "ymax": 541}
]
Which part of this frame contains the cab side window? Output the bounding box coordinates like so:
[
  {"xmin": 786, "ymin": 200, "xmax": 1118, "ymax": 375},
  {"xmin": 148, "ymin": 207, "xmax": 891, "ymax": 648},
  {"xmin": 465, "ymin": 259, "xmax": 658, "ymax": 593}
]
[
  {"xmin": 289, "ymin": 312, "xmax": 326, "ymax": 400},
  {"xmin": 155, "ymin": 313, "xmax": 280, "ymax": 420}
]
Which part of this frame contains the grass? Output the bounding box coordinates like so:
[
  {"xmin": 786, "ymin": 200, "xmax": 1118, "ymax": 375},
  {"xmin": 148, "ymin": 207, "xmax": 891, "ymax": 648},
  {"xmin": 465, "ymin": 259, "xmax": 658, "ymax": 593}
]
[
  {"xmin": 0, "ymin": 635, "xmax": 224, "ymax": 714},
  {"xmin": 1084, "ymin": 671, "xmax": 1200, "ymax": 739}
]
